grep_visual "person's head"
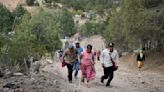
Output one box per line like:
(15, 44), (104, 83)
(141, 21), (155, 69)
(139, 49), (143, 53)
(86, 44), (92, 53)
(75, 41), (80, 48)
(107, 42), (114, 52)
(59, 49), (63, 53)
(68, 44), (74, 51)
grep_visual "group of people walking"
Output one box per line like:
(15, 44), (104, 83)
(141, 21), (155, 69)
(60, 41), (145, 88)
(61, 41), (119, 87)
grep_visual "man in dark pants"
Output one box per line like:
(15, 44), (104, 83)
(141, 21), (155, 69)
(62, 45), (78, 83)
(66, 64), (73, 82)
(100, 42), (119, 87)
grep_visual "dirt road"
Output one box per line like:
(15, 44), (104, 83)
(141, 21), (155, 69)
(39, 35), (164, 92)
(41, 58), (164, 92)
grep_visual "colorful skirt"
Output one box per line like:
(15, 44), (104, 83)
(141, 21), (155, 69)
(80, 64), (96, 81)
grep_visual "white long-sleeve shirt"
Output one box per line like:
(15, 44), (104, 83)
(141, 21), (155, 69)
(100, 49), (119, 67)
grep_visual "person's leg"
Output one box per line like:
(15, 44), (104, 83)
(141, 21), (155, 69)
(97, 57), (100, 61)
(101, 67), (110, 83)
(106, 67), (114, 86)
(73, 60), (79, 79)
(138, 61), (141, 71)
(86, 65), (92, 82)
(80, 64), (86, 83)
(86, 65), (93, 87)
(139, 61), (144, 71)
(141, 61), (144, 69)
(138, 61), (144, 71)
(67, 64), (73, 82)
(74, 68), (79, 79)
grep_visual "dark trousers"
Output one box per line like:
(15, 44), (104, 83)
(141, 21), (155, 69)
(101, 66), (114, 85)
(66, 63), (73, 82)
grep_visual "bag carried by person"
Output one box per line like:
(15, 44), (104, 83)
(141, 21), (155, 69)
(109, 53), (118, 71)
(62, 59), (66, 67)
(111, 60), (118, 71)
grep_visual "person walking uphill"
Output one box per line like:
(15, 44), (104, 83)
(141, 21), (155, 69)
(96, 50), (101, 61)
(100, 42), (119, 87)
(73, 41), (83, 79)
(62, 45), (78, 83)
(80, 44), (96, 87)
(137, 49), (145, 71)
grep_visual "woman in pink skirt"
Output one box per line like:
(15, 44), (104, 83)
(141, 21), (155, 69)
(80, 44), (96, 87)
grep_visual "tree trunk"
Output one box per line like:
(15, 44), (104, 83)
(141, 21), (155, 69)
(24, 58), (29, 73)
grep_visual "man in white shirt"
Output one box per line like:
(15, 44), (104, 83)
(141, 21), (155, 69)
(100, 42), (119, 87)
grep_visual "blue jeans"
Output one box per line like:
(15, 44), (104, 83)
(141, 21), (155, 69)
(73, 59), (79, 79)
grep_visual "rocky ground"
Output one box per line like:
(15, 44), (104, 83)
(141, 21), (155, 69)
(0, 59), (82, 92)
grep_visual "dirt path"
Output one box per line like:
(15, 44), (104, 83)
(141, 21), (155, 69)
(41, 58), (164, 92)
(41, 35), (164, 92)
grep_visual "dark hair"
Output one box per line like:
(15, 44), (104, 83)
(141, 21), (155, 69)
(108, 42), (114, 47)
(87, 44), (92, 49)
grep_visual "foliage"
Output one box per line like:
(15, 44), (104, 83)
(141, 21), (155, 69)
(141, 0), (163, 8)
(81, 21), (106, 37)
(12, 5), (27, 26)
(103, 0), (164, 51)
(44, 0), (120, 14)
(13, 5), (27, 18)
(0, 4), (14, 33)
(0, 4), (14, 62)
(0, 2), (78, 71)
(54, 9), (76, 37)
(6, 10), (63, 70)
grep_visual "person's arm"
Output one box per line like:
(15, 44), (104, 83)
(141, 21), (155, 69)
(100, 51), (104, 67)
(79, 52), (83, 64)
(143, 54), (145, 61)
(92, 53), (95, 65)
(81, 47), (83, 53)
(137, 54), (140, 61)
(76, 49), (81, 63)
(114, 50), (119, 66)
(62, 50), (67, 62)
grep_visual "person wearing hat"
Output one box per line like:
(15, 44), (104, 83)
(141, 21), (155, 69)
(62, 44), (78, 83)
(73, 41), (83, 79)
(100, 42), (119, 87)
(137, 49), (145, 71)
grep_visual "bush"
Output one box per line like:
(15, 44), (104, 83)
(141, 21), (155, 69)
(141, 0), (163, 8)
(0, 4), (14, 33)
(81, 21), (106, 37)
(13, 5), (26, 18)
